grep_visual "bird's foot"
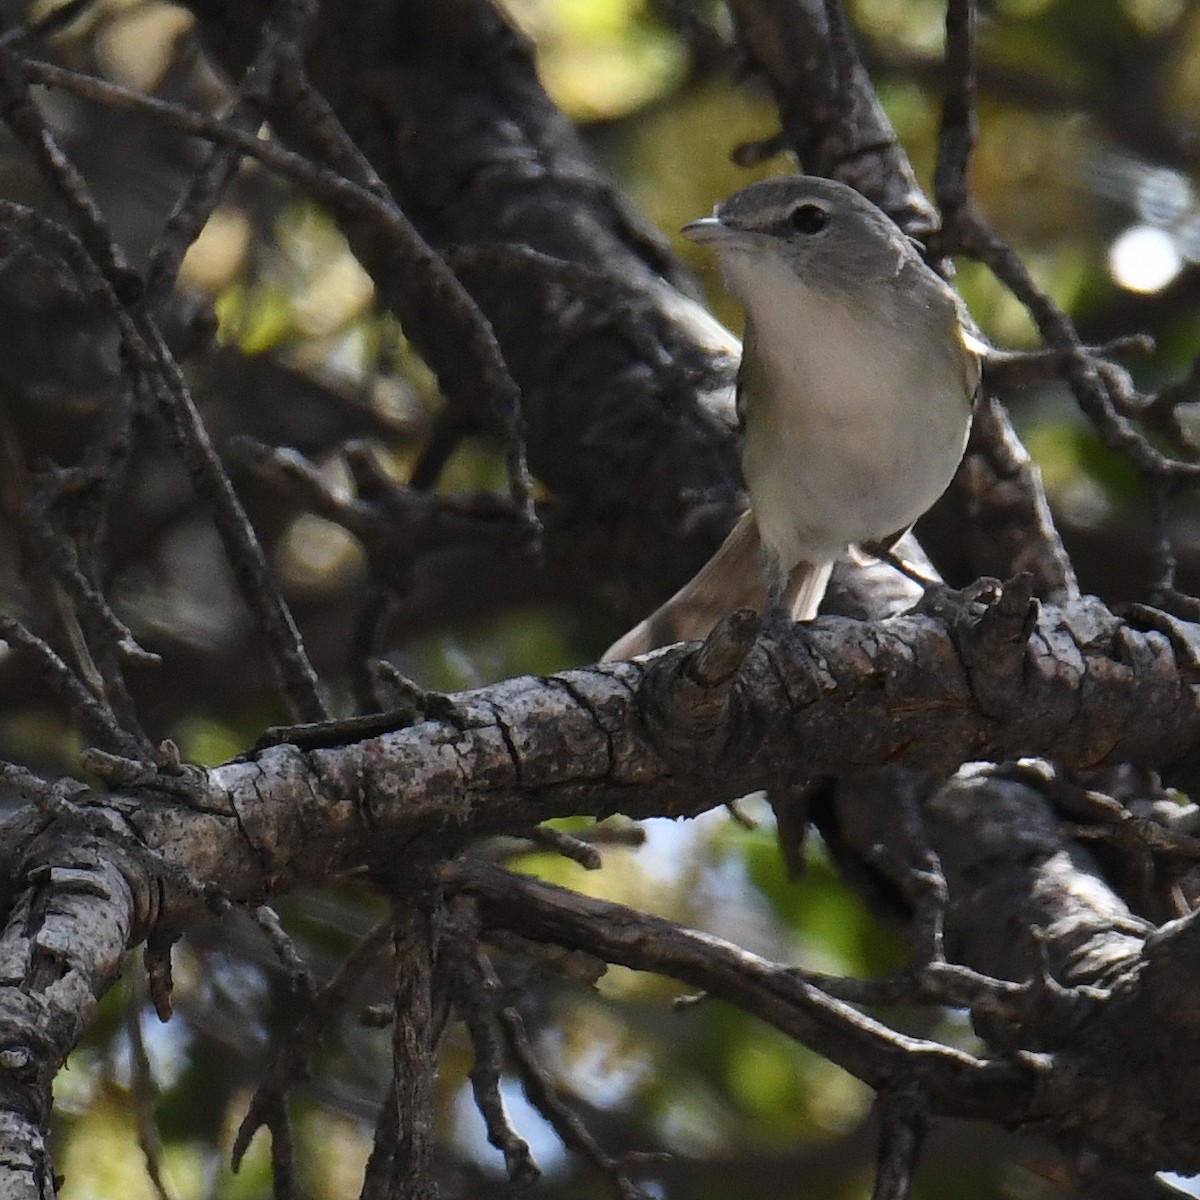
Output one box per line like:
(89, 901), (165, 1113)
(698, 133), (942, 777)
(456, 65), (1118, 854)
(860, 540), (938, 590)
(759, 599), (795, 642)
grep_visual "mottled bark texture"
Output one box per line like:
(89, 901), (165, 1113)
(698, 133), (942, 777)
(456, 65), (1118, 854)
(5, 593), (1200, 1185)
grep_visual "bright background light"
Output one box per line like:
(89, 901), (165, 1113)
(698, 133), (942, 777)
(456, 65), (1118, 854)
(1108, 223), (1183, 293)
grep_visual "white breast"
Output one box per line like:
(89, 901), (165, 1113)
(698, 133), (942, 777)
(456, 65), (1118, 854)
(725, 252), (973, 572)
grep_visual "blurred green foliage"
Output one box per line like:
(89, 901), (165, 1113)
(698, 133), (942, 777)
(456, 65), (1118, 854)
(507, 0), (689, 120)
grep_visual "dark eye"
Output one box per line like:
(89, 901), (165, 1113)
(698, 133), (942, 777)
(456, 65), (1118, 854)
(789, 203), (828, 234)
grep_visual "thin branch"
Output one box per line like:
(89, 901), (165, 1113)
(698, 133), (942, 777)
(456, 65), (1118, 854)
(0, 192), (327, 724)
(0, 55), (328, 719)
(0, 759), (87, 817)
(442, 900), (540, 1187)
(233, 917), (392, 1170)
(273, 63), (538, 531)
(21, 53), (538, 533)
(144, 0), (321, 308)
(18, 493), (156, 756)
(266, 1096), (298, 1200)
(0, 613), (143, 758)
(933, 0), (977, 215)
(22, 491), (157, 666)
(449, 859), (1033, 1123)
(795, 958), (1026, 1020)
(251, 905), (316, 1000)
(521, 825), (602, 870)
(492, 957), (660, 1200)
(981, 335), (1154, 390)
(983, 228), (1192, 480)
(361, 902), (440, 1200)
(233, 436), (534, 600)
(0, 0), (96, 47)
(871, 1085), (928, 1200)
(123, 977), (176, 1200)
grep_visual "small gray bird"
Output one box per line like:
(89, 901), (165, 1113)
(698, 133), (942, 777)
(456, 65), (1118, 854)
(603, 176), (980, 661)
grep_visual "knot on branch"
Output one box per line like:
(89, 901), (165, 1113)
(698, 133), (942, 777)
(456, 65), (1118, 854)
(917, 575), (1038, 719)
(81, 745), (226, 815)
(1125, 604), (1200, 681)
(1026, 912), (1200, 1174)
(640, 609), (757, 767)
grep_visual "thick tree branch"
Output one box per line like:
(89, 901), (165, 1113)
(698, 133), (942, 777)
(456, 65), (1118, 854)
(0, 585), (1198, 1189)
(830, 761), (1200, 1171)
(77, 593), (1200, 918)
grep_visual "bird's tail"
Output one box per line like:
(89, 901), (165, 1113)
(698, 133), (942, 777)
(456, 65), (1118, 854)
(784, 557), (833, 622)
(601, 514), (837, 661)
(602, 511), (764, 661)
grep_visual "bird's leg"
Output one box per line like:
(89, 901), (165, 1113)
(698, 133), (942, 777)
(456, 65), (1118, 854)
(859, 539), (938, 590)
(760, 547), (794, 640)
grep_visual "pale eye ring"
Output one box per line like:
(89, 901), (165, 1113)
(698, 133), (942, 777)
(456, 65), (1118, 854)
(789, 203), (829, 234)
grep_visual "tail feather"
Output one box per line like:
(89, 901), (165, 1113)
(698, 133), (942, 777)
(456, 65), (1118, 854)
(602, 515), (841, 662)
(601, 511), (765, 661)
(784, 558), (834, 622)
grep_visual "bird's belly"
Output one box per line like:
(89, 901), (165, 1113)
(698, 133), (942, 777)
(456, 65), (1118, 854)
(741, 338), (971, 570)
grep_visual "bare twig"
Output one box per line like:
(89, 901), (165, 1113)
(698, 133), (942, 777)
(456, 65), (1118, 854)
(871, 1085), (928, 1200)
(20, 52), (538, 534)
(793, 958), (1026, 1022)
(0, 0), (96, 47)
(0, 760), (87, 817)
(933, 0), (977, 216)
(893, 781), (948, 967)
(233, 918), (391, 1172)
(0, 614), (143, 759)
(272, 67), (544, 526)
(17, 493), (156, 756)
(493, 960), (660, 1200)
(22, 494), (157, 666)
(965, 220), (1192, 483)
(361, 902), (441, 1200)
(144, 0), (321, 309)
(449, 859), (1032, 1122)
(442, 900), (540, 1187)
(144, 936), (176, 1024)
(981, 335), (1154, 389)
(123, 977), (175, 1200)
(522, 824), (603, 869)
(252, 905), (317, 1000)
(0, 182), (327, 724)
